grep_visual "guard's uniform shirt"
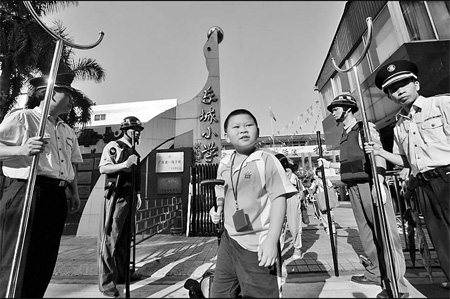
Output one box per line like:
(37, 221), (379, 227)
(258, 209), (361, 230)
(0, 106), (83, 181)
(393, 94), (450, 175)
(99, 138), (141, 191)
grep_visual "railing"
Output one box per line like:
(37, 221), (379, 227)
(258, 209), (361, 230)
(190, 163), (219, 236)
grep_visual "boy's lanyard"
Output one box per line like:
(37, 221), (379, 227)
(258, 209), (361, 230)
(230, 152), (249, 211)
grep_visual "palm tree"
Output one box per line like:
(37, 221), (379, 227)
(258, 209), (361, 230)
(0, 1), (105, 126)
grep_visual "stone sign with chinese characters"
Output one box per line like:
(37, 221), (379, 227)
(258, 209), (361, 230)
(194, 27), (223, 164)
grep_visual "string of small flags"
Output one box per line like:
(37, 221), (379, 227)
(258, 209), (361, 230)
(260, 101), (321, 146)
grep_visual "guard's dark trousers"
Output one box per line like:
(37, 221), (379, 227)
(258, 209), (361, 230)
(0, 179), (68, 298)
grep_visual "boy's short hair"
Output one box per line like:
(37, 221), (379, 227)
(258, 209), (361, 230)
(224, 109), (258, 132)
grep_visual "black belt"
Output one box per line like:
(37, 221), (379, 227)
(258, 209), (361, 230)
(417, 165), (450, 182)
(16, 176), (68, 188)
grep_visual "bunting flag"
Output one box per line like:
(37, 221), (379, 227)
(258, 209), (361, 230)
(264, 100), (323, 143)
(269, 107), (277, 121)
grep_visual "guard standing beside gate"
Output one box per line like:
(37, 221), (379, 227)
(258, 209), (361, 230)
(318, 94), (409, 298)
(0, 73), (83, 298)
(365, 59), (450, 290)
(97, 116), (143, 297)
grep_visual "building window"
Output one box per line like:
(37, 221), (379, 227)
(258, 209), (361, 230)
(426, 1), (450, 40)
(332, 71), (351, 95)
(94, 114), (106, 121)
(400, 1), (436, 41)
(366, 6), (401, 70)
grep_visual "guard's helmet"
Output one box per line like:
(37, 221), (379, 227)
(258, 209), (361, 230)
(275, 153), (295, 171)
(120, 116), (144, 131)
(327, 94), (359, 113)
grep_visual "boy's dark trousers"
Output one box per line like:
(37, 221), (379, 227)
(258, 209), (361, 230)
(211, 229), (280, 298)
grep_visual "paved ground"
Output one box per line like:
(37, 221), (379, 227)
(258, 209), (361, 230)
(45, 201), (449, 298)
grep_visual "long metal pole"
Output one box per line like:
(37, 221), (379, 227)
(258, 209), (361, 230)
(331, 17), (399, 298)
(353, 65), (399, 298)
(6, 40), (64, 298)
(125, 132), (137, 298)
(316, 131), (339, 277)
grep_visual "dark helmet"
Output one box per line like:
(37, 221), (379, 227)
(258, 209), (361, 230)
(275, 153), (294, 171)
(120, 116), (144, 131)
(327, 94), (359, 113)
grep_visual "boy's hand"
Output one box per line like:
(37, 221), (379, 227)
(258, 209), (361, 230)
(22, 136), (45, 156)
(209, 206), (222, 224)
(258, 239), (278, 267)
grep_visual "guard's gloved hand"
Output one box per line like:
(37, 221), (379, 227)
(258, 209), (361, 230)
(317, 158), (330, 169)
(124, 154), (138, 168)
(209, 206), (222, 224)
(371, 181), (387, 205)
(136, 193), (142, 210)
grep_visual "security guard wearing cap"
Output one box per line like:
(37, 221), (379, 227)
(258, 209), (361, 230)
(318, 94), (409, 298)
(0, 73), (83, 298)
(366, 59), (450, 290)
(98, 116), (144, 297)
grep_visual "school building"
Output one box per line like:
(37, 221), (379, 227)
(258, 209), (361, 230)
(315, 1), (449, 154)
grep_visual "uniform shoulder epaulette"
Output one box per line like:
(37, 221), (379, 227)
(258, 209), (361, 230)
(5, 107), (25, 117)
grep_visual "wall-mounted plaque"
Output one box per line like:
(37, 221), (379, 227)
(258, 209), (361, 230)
(157, 177), (182, 194)
(156, 152), (184, 173)
(78, 185), (91, 199)
(77, 172), (92, 185)
(78, 159), (94, 171)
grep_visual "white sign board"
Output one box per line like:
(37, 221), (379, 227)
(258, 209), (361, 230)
(156, 152), (184, 173)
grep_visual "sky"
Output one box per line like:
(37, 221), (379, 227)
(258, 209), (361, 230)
(41, 1), (346, 137)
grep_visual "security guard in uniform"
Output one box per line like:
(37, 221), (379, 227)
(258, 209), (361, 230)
(318, 94), (409, 298)
(0, 73), (83, 298)
(98, 116), (143, 297)
(365, 59), (450, 290)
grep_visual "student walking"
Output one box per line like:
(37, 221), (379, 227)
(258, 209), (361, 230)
(209, 109), (297, 298)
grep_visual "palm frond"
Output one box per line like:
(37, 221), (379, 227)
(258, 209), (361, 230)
(64, 89), (93, 128)
(71, 57), (106, 83)
(35, 1), (79, 16)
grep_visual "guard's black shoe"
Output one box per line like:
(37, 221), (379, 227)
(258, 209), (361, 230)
(376, 289), (409, 298)
(102, 287), (119, 297)
(117, 273), (143, 284)
(351, 275), (381, 286)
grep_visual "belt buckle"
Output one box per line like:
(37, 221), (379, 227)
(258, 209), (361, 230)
(58, 181), (66, 187)
(417, 173), (426, 181)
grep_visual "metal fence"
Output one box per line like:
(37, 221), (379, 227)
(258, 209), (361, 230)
(189, 163), (219, 236)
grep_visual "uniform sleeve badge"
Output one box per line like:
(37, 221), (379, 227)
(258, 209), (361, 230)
(109, 147), (117, 157)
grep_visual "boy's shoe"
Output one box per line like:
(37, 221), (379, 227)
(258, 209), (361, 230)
(292, 248), (303, 260)
(376, 289), (409, 298)
(441, 281), (449, 290)
(102, 287), (119, 297)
